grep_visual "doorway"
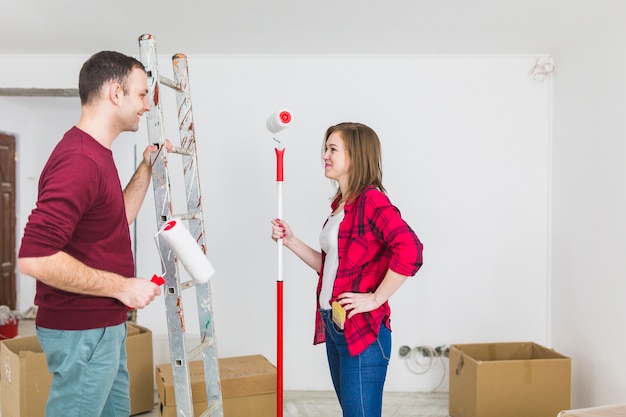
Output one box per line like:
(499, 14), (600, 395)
(0, 132), (16, 309)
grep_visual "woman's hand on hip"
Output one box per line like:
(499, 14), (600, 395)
(337, 292), (382, 319)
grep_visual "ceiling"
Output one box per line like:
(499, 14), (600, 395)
(2, 0), (625, 57)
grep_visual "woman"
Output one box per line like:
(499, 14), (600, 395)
(271, 122), (423, 417)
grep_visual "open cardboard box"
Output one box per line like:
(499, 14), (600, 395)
(0, 323), (154, 417)
(449, 341), (571, 417)
(155, 355), (276, 417)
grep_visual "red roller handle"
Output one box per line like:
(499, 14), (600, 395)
(275, 148), (285, 182)
(151, 274), (165, 286)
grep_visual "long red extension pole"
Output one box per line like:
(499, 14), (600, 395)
(275, 147), (285, 417)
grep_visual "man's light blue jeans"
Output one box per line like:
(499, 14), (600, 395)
(37, 322), (130, 417)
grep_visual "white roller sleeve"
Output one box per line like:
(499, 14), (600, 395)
(157, 219), (215, 283)
(266, 109), (293, 134)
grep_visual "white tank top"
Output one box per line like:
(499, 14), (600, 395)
(319, 210), (344, 310)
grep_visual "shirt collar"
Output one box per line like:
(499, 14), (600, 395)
(332, 185), (376, 212)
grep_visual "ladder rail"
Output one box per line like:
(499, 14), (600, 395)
(172, 53), (223, 414)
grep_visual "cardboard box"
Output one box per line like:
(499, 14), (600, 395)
(0, 335), (51, 417)
(449, 342), (571, 417)
(0, 323), (154, 417)
(558, 404), (626, 416)
(155, 355), (276, 417)
(126, 323), (155, 415)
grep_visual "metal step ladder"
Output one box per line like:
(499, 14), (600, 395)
(138, 34), (223, 417)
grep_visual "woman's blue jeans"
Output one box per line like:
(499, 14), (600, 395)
(320, 309), (391, 417)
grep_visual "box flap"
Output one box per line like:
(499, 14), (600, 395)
(2, 335), (44, 355)
(127, 323), (142, 336)
(451, 341), (570, 362)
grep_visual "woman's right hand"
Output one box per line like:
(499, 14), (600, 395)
(270, 218), (323, 273)
(271, 218), (293, 245)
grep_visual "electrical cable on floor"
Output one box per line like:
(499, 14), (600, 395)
(402, 345), (447, 393)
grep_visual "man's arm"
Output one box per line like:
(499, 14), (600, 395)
(123, 144), (158, 225)
(18, 252), (161, 309)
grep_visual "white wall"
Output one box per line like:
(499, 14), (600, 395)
(551, 16), (626, 407)
(2, 54), (552, 392)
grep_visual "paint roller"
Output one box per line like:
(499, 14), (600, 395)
(266, 109), (292, 134)
(267, 108), (292, 417)
(157, 219), (216, 284)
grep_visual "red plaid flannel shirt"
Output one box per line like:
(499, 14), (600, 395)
(314, 186), (423, 356)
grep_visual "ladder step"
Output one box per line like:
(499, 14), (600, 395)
(179, 279), (200, 291)
(166, 211), (202, 221)
(158, 74), (182, 91)
(169, 146), (194, 156)
(199, 400), (222, 417)
(187, 337), (215, 360)
(158, 212), (202, 223)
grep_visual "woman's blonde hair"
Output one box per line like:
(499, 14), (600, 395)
(324, 122), (386, 203)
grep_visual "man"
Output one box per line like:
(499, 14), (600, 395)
(18, 50), (163, 417)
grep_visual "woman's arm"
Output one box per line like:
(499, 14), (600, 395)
(271, 218), (323, 273)
(337, 269), (410, 319)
